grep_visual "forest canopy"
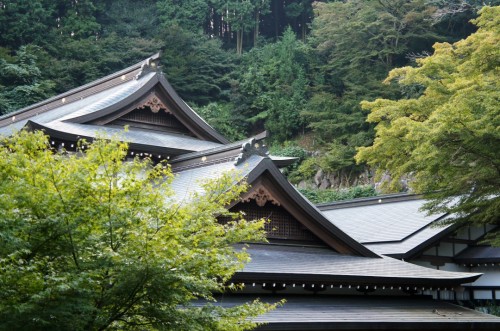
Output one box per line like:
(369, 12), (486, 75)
(0, 0), (498, 192)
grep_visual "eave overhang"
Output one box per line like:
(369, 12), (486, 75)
(24, 120), (219, 156)
(232, 271), (481, 287)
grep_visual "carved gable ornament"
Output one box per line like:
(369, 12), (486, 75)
(138, 93), (170, 114)
(243, 186), (280, 207)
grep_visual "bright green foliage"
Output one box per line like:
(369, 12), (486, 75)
(356, 6), (500, 244)
(0, 45), (55, 115)
(0, 130), (275, 330)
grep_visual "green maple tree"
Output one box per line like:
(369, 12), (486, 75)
(356, 6), (500, 243)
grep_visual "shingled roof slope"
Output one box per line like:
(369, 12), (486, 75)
(318, 194), (456, 258)
(234, 243), (480, 286)
(210, 295), (500, 330)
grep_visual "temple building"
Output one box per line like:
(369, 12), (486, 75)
(319, 194), (500, 302)
(1, 54), (499, 330)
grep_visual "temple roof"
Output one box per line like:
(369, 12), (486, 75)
(318, 194), (454, 258)
(170, 154), (378, 257)
(26, 120), (222, 154)
(209, 295), (500, 330)
(319, 194), (448, 243)
(0, 55), (490, 289)
(0, 54), (229, 155)
(169, 156), (482, 286)
(234, 243), (480, 286)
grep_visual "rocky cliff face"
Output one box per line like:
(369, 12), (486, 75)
(296, 168), (410, 192)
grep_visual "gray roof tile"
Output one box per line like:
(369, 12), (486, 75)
(210, 295), (500, 328)
(0, 77), (144, 136)
(237, 244), (479, 283)
(321, 199), (445, 243)
(170, 155), (264, 203)
(365, 224), (452, 256)
(39, 121), (222, 152)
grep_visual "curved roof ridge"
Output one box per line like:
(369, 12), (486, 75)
(0, 53), (160, 126)
(317, 193), (424, 210)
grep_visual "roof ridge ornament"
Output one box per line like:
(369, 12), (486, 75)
(234, 138), (269, 165)
(135, 56), (161, 80)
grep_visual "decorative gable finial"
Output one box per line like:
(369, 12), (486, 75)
(234, 138), (269, 165)
(135, 56), (161, 80)
(138, 93), (170, 114)
(242, 186), (280, 207)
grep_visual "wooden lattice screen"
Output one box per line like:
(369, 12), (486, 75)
(221, 200), (322, 243)
(111, 107), (191, 134)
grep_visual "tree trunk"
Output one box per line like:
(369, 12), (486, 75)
(301, 11), (306, 41)
(254, 10), (260, 46)
(274, 0), (280, 40)
(237, 29), (243, 55)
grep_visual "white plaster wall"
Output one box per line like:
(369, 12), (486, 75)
(469, 267), (500, 287)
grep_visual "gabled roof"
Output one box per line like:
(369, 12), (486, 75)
(0, 54), (229, 153)
(318, 194), (456, 258)
(170, 154), (378, 257)
(170, 159), (481, 284)
(318, 194), (498, 261)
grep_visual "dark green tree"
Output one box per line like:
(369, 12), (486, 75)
(157, 0), (210, 34)
(231, 27), (309, 140)
(0, 0), (55, 49)
(100, 0), (160, 39)
(0, 45), (55, 115)
(302, 0), (441, 183)
(196, 102), (247, 141)
(159, 25), (237, 105)
(214, 0), (271, 54)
